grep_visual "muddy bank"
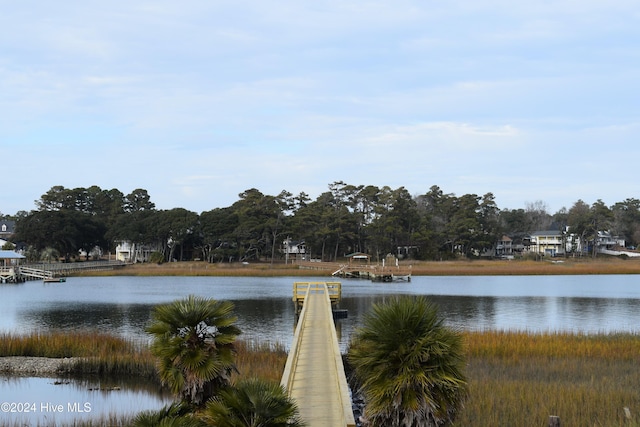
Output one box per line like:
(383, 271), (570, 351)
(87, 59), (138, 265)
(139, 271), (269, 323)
(0, 357), (82, 375)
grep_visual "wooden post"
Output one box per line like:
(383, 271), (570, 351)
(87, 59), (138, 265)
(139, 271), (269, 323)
(548, 415), (560, 427)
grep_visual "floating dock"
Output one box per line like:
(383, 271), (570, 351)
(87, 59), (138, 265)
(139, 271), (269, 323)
(332, 265), (411, 282)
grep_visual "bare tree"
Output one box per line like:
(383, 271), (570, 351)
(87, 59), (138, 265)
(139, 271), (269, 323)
(525, 200), (552, 231)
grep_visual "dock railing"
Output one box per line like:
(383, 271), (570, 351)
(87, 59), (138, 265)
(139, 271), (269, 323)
(282, 281), (356, 427)
(292, 281), (342, 311)
(320, 284), (357, 427)
(281, 283), (311, 393)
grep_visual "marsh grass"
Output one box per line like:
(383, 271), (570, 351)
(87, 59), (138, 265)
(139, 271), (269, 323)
(0, 333), (289, 426)
(0, 332), (287, 382)
(0, 331), (143, 358)
(455, 331), (640, 426)
(3, 330), (640, 425)
(1, 415), (136, 427)
(234, 340), (288, 384)
(409, 258), (640, 276)
(80, 261), (320, 277)
(0, 331), (157, 378)
(77, 257), (640, 277)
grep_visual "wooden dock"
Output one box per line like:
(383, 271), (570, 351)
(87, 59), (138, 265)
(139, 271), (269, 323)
(292, 281), (342, 313)
(0, 261), (126, 283)
(332, 264), (412, 282)
(282, 282), (356, 427)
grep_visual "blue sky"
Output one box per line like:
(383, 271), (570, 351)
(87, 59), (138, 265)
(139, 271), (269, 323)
(2, 1), (639, 216)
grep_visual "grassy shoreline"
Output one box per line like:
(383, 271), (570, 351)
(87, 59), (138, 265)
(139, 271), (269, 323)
(0, 332), (286, 384)
(77, 256), (640, 277)
(8, 260), (640, 425)
(457, 331), (640, 426)
(2, 331), (640, 426)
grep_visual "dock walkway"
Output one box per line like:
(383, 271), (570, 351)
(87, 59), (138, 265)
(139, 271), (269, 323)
(281, 282), (355, 427)
(0, 261), (126, 283)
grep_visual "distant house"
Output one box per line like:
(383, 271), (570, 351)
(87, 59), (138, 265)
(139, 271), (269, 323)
(0, 250), (25, 267)
(495, 235), (514, 258)
(596, 231), (621, 250)
(563, 229), (624, 255)
(0, 249), (25, 283)
(529, 230), (564, 256)
(345, 252), (370, 265)
(0, 220), (15, 241)
(0, 221), (23, 253)
(282, 238), (306, 263)
(396, 244), (419, 259)
(115, 241), (161, 263)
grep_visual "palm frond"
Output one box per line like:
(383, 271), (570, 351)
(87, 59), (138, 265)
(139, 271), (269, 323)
(202, 378), (305, 427)
(147, 295), (241, 406)
(348, 296), (468, 427)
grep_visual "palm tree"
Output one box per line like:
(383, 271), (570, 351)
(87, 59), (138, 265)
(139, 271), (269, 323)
(348, 296), (467, 427)
(133, 402), (204, 427)
(200, 378), (305, 427)
(147, 295), (242, 406)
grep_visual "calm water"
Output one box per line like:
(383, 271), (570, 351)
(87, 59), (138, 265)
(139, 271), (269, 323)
(3, 275), (640, 342)
(0, 375), (174, 426)
(1, 274), (639, 425)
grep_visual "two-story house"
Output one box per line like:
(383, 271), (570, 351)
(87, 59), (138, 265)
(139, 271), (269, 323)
(495, 235), (514, 258)
(529, 230), (564, 256)
(282, 238), (306, 263)
(115, 241), (162, 263)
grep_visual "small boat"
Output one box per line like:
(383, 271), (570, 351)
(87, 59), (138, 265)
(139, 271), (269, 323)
(43, 277), (66, 283)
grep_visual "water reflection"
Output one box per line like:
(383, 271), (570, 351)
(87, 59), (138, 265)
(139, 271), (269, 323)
(230, 299), (297, 345)
(4, 275), (640, 343)
(0, 375), (173, 426)
(20, 302), (154, 338)
(2, 274), (640, 423)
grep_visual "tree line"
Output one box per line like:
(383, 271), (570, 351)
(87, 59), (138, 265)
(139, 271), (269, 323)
(9, 183), (640, 263)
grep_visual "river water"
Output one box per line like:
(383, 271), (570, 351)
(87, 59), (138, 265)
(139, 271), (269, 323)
(1, 274), (639, 425)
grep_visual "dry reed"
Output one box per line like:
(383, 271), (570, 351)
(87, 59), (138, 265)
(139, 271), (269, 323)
(454, 331), (640, 426)
(76, 256), (640, 278)
(233, 340), (288, 384)
(0, 331), (157, 378)
(0, 331), (288, 382)
(3, 329), (640, 425)
(0, 331), (143, 358)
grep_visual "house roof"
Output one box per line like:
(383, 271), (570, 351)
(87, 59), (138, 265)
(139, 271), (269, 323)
(530, 230), (562, 236)
(0, 250), (25, 259)
(0, 220), (15, 232)
(345, 252), (369, 259)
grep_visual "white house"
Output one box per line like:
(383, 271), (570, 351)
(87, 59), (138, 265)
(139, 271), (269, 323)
(529, 230), (564, 256)
(115, 241), (161, 263)
(282, 238), (306, 263)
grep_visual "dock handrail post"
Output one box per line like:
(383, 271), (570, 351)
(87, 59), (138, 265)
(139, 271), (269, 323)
(282, 282), (312, 393)
(321, 282), (356, 427)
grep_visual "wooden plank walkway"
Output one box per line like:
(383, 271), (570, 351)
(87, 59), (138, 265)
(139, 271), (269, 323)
(281, 283), (355, 427)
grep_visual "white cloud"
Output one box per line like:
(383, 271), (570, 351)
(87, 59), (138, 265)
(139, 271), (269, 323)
(1, 0), (638, 215)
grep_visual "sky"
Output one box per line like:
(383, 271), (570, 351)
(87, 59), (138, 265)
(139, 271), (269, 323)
(2, 1), (639, 216)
